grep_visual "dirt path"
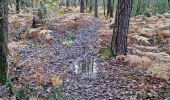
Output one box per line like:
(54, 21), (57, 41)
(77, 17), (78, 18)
(7, 14), (170, 99)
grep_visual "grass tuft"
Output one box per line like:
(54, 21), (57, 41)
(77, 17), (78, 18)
(99, 48), (115, 58)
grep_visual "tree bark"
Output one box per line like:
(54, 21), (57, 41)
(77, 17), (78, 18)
(74, 0), (77, 8)
(84, 0), (87, 12)
(112, 0), (114, 15)
(16, 0), (19, 13)
(103, 0), (106, 16)
(94, 0), (98, 17)
(135, 0), (142, 15)
(66, 0), (70, 8)
(0, 0), (8, 85)
(107, 0), (113, 17)
(80, 0), (84, 13)
(89, 0), (93, 13)
(38, 8), (43, 24)
(111, 0), (133, 55)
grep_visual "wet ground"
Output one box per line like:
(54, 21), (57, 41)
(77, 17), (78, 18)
(6, 14), (170, 99)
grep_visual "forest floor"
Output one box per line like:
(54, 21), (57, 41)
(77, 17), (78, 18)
(1, 12), (170, 99)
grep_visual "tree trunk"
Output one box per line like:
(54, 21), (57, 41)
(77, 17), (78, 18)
(103, 0), (106, 16)
(0, 0), (8, 85)
(16, 0), (19, 13)
(74, 0), (77, 8)
(111, 0), (133, 55)
(89, 0), (93, 13)
(135, 0), (142, 15)
(107, 0), (113, 17)
(94, 0), (98, 17)
(38, 8), (43, 24)
(110, 0), (113, 17)
(112, 0), (114, 15)
(84, 0), (87, 12)
(80, 0), (84, 13)
(66, 0), (70, 8)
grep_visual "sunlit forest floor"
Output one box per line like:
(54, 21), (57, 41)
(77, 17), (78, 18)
(1, 10), (170, 99)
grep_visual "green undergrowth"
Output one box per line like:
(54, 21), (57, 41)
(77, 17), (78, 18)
(62, 40), (74, 46)
(58, 8), (66, 16)
(99, 48), (115, 59)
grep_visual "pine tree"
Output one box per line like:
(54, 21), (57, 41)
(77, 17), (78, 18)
(0, 0), (8, 85)
(80, 0), (84, 13)
(94, 0), (98, 17)
(107, 0), (113, 17)
(16, 0), (19, 13)
(111, 0), (133, 55)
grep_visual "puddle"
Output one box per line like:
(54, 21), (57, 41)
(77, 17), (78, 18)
(73, 54), (98, 76)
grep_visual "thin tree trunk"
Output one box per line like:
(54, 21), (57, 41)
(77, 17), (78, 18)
(74, 0), (77, 8)
(107, 0), (113, 17)
(80, 0), (84, 13)
(94, 0), (98, 17)
(112, 0), (114, 15)
(38, 8), (43, 24)
(84, 0), (87, 12)
(110, 0), (113, 17)
(66, 0), (70, 9)
(0, 0), (8, 85)
(111, 0), (133, 55)
(89, 0), (93, 13)
(135, 0), (142, 15)
(103, 0), (106, 16)
(16, 0), (19, 13)
(107, 0), (110, 16)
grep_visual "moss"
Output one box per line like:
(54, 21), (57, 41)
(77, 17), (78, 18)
(62, 40), (74, 46)
(99, 48), (115, 59)
(16, 88), (30, 100)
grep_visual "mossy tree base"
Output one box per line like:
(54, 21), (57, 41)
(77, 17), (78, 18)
(111, 0), (133, 56)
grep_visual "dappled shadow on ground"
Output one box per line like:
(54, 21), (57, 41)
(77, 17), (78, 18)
(1, 13), (170, 99)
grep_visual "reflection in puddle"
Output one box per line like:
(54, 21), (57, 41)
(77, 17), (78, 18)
(74, 55), (98, 76)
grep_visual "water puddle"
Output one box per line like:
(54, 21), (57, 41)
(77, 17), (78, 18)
(73, 54), (98, 77)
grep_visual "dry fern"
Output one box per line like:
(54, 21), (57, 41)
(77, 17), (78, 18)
(51, 76), (63, 87)
(132, 35), (150, 45)
(147, 62), (170, 80)
(126, 55), (153, 68)
(133, 44), (158, 52)
(12, 52), (20, 64)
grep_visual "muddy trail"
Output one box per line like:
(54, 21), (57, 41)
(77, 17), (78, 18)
(5, 14), (170, 99)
